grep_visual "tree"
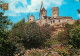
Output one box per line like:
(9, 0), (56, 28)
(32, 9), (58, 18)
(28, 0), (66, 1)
(12, 18), (25, 29)
(0, 1), (15, 56)
(0, 12), (16, 56)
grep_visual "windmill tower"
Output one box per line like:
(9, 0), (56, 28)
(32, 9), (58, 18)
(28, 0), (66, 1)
(39, 1), (43, 19)
(35, 0), (46, 19)
(35, 0), (47, 26)
(39, 1), (47, 20)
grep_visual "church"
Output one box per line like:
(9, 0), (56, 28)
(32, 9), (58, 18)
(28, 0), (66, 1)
(28, 1), (75, 26)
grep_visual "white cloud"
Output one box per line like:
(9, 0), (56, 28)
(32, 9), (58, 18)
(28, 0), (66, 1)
(5, 0), (64, 16)
(4, 11), (20, 16)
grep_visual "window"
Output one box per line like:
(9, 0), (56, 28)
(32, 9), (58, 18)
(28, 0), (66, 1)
(53, 20), (55, 23)
(59, 20), (60, 22)
(51, 21), (52, 24)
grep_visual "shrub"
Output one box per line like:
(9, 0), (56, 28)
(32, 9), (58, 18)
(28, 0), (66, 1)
(57, 30), (70, 44)
(56, 45), (73, 56)
(57, 23), (73, 44)
(22, 22), (51, 48)
(0, 37), (16, 56)
(58, 23), (80, 49)
(9, 22), (51, 49)
(75, 20), (80, 26)
(68, 25), (80, 48)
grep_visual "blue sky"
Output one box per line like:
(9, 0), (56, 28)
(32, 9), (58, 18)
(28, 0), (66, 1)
(3, 0), (80, 23)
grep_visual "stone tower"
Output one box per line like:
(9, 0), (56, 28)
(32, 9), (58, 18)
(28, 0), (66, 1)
(40, 7), (47, 19)
(39, 1), (47, 19)
(28, 14), (34, 23)
(52, 7), (59, 18)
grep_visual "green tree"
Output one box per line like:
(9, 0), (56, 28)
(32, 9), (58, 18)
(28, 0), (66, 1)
(12, 18), (25, 29)
(0, 12), (16, 56)
(68, 25), (80, 48)
(0, 2), (15, 55)
(58, 21), (80, 49)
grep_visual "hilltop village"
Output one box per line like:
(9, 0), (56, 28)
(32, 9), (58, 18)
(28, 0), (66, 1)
(28, 2), (75, 26)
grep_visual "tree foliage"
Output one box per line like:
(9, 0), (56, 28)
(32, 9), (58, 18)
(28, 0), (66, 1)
(9, 20), (51, 49)
(0, 11), (15, 56)
(0, 12), (12, 32)
(58, 20), (80, 49)
(69, 25), (80, 48)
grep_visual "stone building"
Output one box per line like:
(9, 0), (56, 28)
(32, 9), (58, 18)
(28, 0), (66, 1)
(52, 7), (59, 18)
(44, 16), (75, 26)
(39, 7), (47, 26)
(40, 7), (47, 19)
(29, 2), (75, 26)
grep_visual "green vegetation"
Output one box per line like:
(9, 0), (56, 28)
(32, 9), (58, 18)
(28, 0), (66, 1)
(8, 19), (51, 55)
(57, 20), (80, 56)
(58, 20), (80, 49)
(0, 12), (80, 56)
(0, 12), (16, 56)
(69, 25), (80, 48)
(0, 1), (80, 55)
(1, 17), (80, 56)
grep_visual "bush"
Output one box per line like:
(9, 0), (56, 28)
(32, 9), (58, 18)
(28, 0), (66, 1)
(22, 22), (51, 48)
(0, 37), (16, 56)
(57, 23), (74, 44)
(9, 22), (51, 49)
(56, 45), (73, 56)
(68, 25), (80, 48)
(75, 20), (80, 26)
(58, 23), (80, 49)
(57, 29), (71, 44)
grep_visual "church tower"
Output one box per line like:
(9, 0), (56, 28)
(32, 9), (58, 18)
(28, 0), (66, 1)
(52, 7), (59, 18)
(28, 14), (34, 23)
